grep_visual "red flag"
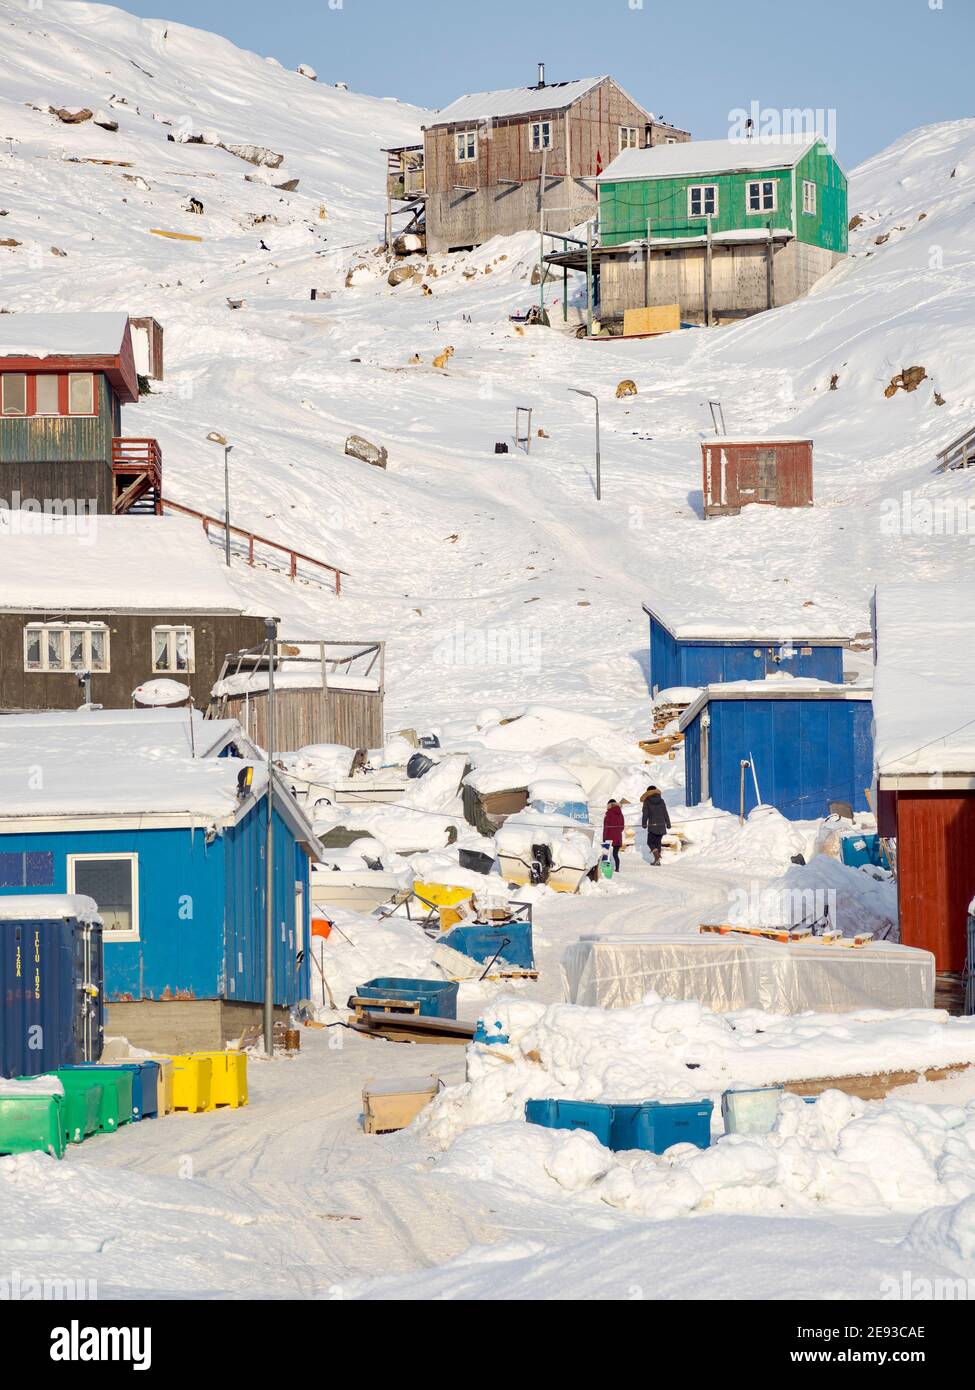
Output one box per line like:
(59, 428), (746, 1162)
(595, 149), (603, 175)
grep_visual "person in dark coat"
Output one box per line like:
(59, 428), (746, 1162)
(640, 786), (671, 865)
(602, 799), (625, 872)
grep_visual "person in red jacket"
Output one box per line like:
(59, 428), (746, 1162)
(602, 799), (626, 872)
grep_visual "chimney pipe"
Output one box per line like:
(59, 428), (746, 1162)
(537, 62), (545, 88)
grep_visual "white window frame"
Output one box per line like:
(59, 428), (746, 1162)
(746, 179), (778, 215)
(67, 372), (95, 417)
(802, 179), (817, 215)
(687, 184), (718, 219)
(23, 622), (110, 673)
(530, 120), (552, 152)
(34, 374), (60, 416)
(619, 126), (639, 152)
(151, 624), (196, 674)
(67, 852), (139, 943)
(1, 373), (27, 416)
(454, 129), (477, 163)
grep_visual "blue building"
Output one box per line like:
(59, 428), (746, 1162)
(0, 709), (322, 1051)
(643, 603), (850, 697)
(678, 681), (874, 821)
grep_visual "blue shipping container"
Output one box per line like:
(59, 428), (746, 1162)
(524, 1099), (614, 1147)
(0, 907), (103, 1080)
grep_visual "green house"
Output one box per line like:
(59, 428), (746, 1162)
(587, 135), (847, 326)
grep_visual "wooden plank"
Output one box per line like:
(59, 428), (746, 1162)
(782, 1061), (972, 1101)
(623, 304), (681, 337)
(348, 1014), (475, 1045)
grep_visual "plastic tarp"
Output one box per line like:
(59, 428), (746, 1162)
(561, 934), (935, 1014)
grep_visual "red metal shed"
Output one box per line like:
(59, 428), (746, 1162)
(702, 437), (813, 518)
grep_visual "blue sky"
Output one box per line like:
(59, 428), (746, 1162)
(121, 0), (972, 167)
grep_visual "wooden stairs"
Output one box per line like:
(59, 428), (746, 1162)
(112, 437), (163, 515)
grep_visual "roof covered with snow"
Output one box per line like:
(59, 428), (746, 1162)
(643, 601), (857, 644)
(598, 135), (825, 183)
(680, 678), (872, 729)
(0, 710), (265, 821)
(0, 707), (247, 760)
(0, 515), (261, 614)
(874, 583), (975, 781)
(427, 77), (607, 127)
(0, 894), (100, 922)
(0, 311), (130, 359)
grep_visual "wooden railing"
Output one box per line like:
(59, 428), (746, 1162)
(159, 497), (348, 594)
(112, 437), (162, 514)
(112, 437), (162, 469)
(937, 425), (975, 472)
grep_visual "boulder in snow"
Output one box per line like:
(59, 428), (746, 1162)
(93, 110), (118, 131)
(345, 435), (388, 470)
(388, 263), (420, 287)
(222, 142), (284, 169)
(51, 106), (93, 124)
(297, 65), (318, 81)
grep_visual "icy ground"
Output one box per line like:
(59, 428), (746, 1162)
(1, 0), (975, 1298)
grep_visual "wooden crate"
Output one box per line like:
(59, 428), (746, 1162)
(362, 1075), (442, 1134)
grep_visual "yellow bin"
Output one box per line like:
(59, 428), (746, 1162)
(170, 1054), (213, 1113)
(146, 1057), (175, 1115)
(193, 1051), (248, 1109)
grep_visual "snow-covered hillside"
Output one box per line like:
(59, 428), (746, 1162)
(1, 2), (973, 731)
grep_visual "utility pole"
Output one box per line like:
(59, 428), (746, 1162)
(569, 388), (601, 501)
(206, 432), (233, 565)
(263, 616), (278, 1057)
(585, 220), (594, 336)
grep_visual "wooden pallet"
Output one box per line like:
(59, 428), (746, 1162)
(348, 1013), (475, 1046)
(349, 996), (421, 1022)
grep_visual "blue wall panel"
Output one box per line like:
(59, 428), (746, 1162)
(647, 613), (844, 694)
(0, 797), (311, 1008)
(684, 697), (873, 821)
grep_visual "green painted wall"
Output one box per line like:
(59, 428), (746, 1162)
(0, 374), (120, 464)
(599, 140), (847, 253)
(794, 143), (848, 253)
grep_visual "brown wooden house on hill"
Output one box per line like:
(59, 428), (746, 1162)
(0, 312), (161, 516)
(388, 68), (689, 255)
(0, 515), (267, 713)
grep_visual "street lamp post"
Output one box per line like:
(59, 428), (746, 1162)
(569, 388), (601, 501)
(205, 431), (233, 566)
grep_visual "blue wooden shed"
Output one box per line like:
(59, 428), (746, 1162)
(643, 603), (849, 697)
(678, 681), (874, 821)
(0, 709), (322, 1051)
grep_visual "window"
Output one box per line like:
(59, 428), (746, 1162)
(35, 375), (59, 415)
(802, 179), (817, 215)
(619, 126), (639, 151)
(24, 623), (110, 673)
(455, 130), (476, 162)
(152, 625), (195, 674)
(68, 854), (138, 941)
(747, 179), (777, 214)
(67, 372), (94, 415)
(688, 184), (718, 218)
(0, 851), (54, 889)
(1, 373), (26, 416)
(530, 121), (552, 152)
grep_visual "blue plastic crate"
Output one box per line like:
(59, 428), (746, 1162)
(525, 1099), (614, 1147)
(840, 833), (890, 871)
(357, 977), (459, 1020)
(442, 922), (534, 972)
(611, 1100), (713, 1154)
(76, 1061), (159, 1121)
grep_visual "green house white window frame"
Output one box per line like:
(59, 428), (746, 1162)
(152, 624), (195, 674)
(454, 129), (477, 162)
(746, 179), (778, 214)
(619, 126), (639, 151)
(530, 121), (552, 152)
(802, 179), (817, 215)
(67, 852), (139, 943)
(688, 184), (718, 219)
(24, 622), (110, 673)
